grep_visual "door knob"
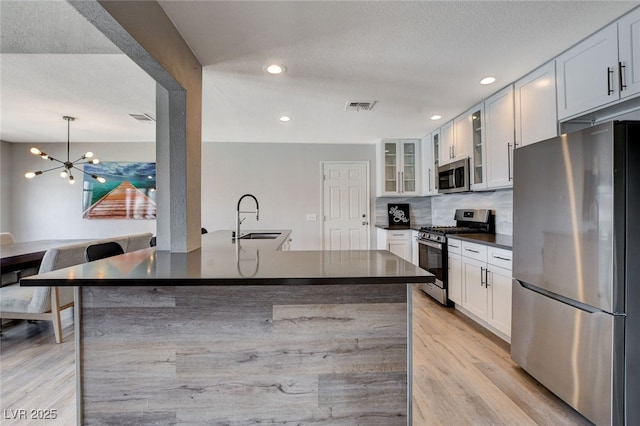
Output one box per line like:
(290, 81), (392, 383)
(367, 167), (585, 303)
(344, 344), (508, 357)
(362, 221), (369, 225)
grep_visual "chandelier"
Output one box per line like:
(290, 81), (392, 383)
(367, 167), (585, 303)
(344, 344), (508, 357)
(25, 116), (105, 184)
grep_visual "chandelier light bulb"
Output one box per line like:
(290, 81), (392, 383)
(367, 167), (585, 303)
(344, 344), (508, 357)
(24, 116), (101, 185)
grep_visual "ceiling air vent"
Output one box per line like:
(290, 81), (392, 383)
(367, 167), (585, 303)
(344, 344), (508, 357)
(129, 113), (156, 122)
(345, 101), (376, 111)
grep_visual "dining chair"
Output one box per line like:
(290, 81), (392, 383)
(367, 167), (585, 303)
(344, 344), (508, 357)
(0, 241), (95, 343)
(85, 241), (125, 262)
(125, 232), (154, 252)
(0, 232), (15, 245)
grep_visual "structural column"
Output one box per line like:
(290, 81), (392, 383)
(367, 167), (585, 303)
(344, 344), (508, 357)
(70, 0), (202, 252)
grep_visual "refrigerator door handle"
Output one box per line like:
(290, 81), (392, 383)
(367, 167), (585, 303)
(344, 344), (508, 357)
(516, 280), (603, 314)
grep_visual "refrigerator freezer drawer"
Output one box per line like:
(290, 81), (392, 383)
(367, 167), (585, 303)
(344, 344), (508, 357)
(511, 280), (620, 426)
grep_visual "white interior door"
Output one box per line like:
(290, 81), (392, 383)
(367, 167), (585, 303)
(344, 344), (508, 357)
(322, 162), (370, 250)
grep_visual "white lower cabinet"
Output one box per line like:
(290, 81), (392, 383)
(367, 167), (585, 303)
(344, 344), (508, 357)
(448, 238), (513, 341)
(447, 252), (462, 304)
(462, 256), (488, 319)
(377, 228), (412, 262)
(487, 264), (512, 337)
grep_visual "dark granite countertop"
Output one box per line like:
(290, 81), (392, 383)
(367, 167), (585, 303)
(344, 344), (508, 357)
(375, 224), (427, 231)
(446, 233), (513, 250)
(21, 230), (434, 287)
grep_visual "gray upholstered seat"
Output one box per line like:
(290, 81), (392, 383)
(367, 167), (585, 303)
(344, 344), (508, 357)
(0, 233), (156, 343)
(125, 232), (154, 252)
(0, 232), (15, 246)
(0, 240), (94, 343)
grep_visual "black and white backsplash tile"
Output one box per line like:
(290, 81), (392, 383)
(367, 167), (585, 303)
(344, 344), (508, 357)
(375, 189), (513, 235)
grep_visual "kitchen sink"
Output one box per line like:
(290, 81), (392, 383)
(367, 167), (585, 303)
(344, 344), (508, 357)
(239, 232), (281, 240)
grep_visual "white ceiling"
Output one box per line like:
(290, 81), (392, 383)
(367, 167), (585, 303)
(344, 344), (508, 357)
(1, 1), (639, 145)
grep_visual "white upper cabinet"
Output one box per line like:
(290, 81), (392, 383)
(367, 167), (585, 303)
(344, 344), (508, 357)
(421, 132), (439, 196)
(377, 139), (421, 197)
(439, 113), (473, 167)
(485, 85), (515, 189)
(618, 7), (640, 99)
(439, 121), (455, 166)
(556, 23), (621, 120)
(515, 61), (558, 147)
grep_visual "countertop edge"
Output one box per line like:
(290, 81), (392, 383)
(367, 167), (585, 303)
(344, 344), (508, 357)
(447, 233), (513, 250)
(21, 275), (434, 287)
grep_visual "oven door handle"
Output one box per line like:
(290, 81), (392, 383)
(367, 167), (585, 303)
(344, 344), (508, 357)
(417, 240), (443, 250)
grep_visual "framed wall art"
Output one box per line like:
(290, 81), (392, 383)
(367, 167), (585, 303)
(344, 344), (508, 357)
(82, 162), (156, 219)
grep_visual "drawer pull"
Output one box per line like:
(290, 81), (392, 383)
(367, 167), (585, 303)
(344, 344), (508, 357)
(449, 244), (459, 248)
(465, 248), (480, 253)
(493, 255), (511, 261)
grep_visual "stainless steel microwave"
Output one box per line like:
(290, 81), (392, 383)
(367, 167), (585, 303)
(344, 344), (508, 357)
(438, 157), (470, 194)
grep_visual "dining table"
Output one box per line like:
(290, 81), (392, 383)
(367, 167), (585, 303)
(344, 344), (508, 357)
(0, 239), (90, 274)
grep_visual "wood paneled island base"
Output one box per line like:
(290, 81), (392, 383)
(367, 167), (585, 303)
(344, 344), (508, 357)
(77, 283), (409, 425)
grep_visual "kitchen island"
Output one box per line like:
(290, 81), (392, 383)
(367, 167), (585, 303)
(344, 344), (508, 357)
(22, 230), (433, 425)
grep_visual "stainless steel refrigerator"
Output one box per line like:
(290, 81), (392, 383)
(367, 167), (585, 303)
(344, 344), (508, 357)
(512, 121), (639, 426)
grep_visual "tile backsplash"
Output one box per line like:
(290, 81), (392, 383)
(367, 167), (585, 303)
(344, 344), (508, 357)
(376, 189), (513, 235)
(375, 197), (432, 227)
(431, 189), (513, 235)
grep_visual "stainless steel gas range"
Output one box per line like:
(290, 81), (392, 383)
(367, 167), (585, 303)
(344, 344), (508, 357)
(416, 209), (494, 305)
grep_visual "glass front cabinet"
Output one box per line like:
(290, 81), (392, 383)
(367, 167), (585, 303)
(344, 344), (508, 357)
(470, 105), (486, 190)
(378, 139), (421, 196)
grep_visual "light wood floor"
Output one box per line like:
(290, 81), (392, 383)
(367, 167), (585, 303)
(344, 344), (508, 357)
(412, 286), (591, 425)
(0, 288), (592, 425)
(0, 313), (76, 426)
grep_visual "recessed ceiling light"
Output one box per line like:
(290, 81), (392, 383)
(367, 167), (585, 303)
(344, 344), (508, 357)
(480, 76), (496, 85)
(279, 115), (291, 122)
(266, 64), (286, 75)
(430, 114), (442, 120)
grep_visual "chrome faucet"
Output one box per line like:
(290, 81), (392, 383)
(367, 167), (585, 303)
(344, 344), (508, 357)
(235, 194), (259, 240)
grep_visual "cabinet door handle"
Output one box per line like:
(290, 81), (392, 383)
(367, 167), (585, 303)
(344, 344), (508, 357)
(400, 171), (404, 193)
(619, 62), (627, 92)
(397, 171), (401, 193)
(507, 143), (513, 181)
(465, 248), (480, 253)
(480, 267), (485, 287)
(493, 255), (511, 261)
(485, 268), (490, 287)
(428, 168), (432, 192)
(607, 67), (614, 95)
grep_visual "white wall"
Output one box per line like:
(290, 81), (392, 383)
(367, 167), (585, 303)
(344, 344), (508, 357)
(2, 141), (376, 248)
(1, 141), (12, 232)
(201, 143), (376, 250)
(4, 142), (156, 242)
